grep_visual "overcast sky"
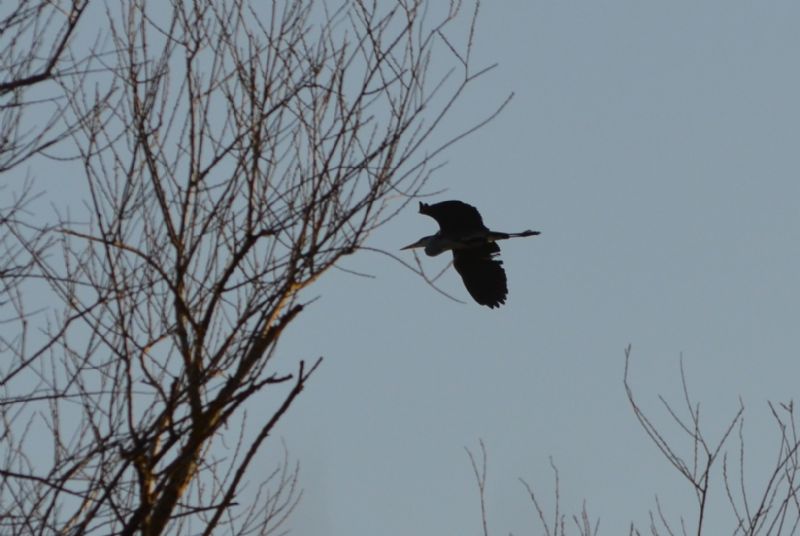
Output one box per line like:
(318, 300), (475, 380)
(270, 2), (800, 534)
(9, 1), (800, 534)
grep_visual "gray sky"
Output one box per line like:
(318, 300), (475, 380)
(7, 1), (800, 534)
(271, 2), (800, 534)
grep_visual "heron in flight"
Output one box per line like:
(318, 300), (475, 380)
(402, 200), (540, 308)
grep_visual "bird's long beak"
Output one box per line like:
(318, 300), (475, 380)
(401, 239), (425, 250)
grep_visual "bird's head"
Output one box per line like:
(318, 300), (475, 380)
(401, 234), (447, 257)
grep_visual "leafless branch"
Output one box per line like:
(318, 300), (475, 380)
(1, 1), (499, 533)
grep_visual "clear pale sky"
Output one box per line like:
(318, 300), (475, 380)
(271, 2), (800, 534)
(10, 1), (800, 534)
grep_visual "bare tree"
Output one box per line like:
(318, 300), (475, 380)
(0, 0), (505, 534)
(1, 1), (103, 354)
(625, 345), (800, 535)
(467, 440), (599, 536)
(0, 0), (93, 172)
(468, 347), (800, 535)
(1, 0), (93, 328)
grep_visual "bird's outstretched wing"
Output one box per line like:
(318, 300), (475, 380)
(419, 200), (488, 235)
(452, 243), (508, 308)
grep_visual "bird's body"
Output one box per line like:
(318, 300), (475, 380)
(402, 200), (539, 308)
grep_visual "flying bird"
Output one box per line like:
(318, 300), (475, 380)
(402, 200), (540, 308)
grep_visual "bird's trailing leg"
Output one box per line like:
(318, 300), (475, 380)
(514, 230), (540, 237)
(485, 230), (541, 241)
